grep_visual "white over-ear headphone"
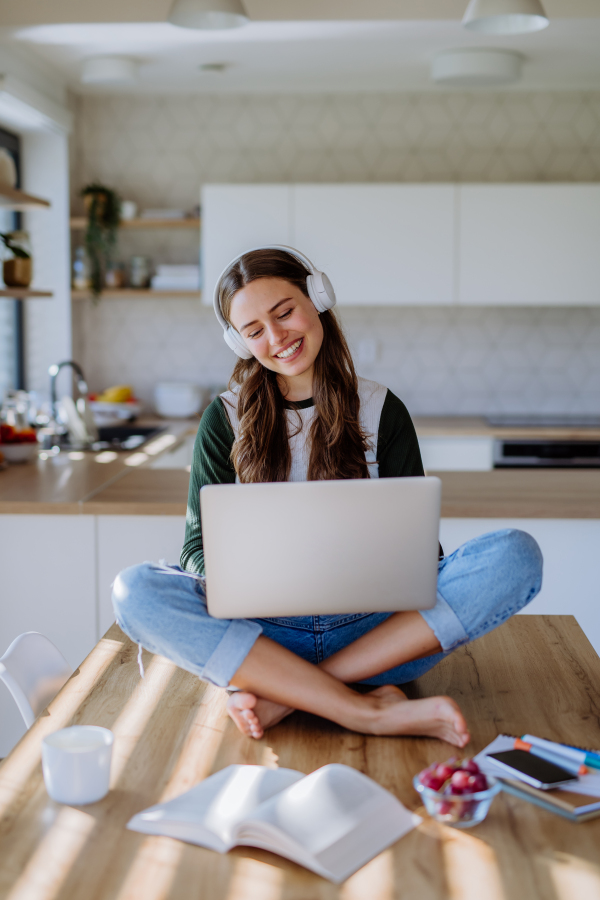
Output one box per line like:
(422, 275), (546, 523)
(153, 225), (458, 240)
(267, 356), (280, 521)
(212, 244), (337, 359)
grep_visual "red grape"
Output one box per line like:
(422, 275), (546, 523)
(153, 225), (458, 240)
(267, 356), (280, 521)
(467, 773), (488, 793)
(434, 764), (456, 782)
(420, 772), (444, 791)
(461, 759), (480, 774)
(450, 770), (471, 791)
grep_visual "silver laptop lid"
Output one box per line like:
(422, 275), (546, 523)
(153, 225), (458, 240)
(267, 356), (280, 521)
(201, 476), (441, 619)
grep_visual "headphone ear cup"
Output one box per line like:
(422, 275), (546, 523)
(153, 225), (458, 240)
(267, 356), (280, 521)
(224, 326), (253, 359)
(307, 271), (336, 313)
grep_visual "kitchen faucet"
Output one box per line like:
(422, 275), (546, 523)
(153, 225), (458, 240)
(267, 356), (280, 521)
(48, 360), (98, 445)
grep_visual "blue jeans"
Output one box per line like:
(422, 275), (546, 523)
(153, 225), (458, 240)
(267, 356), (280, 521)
(112, 529), (542, 689)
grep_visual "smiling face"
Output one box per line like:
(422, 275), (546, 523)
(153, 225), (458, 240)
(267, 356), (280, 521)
(228, 277), (324, 398)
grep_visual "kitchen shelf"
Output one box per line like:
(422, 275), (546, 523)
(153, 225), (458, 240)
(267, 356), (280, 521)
(70, 217), (200, 230)
(0, 288), (53, 299)
(71, 288), (201, 300)
(0, 186), (51, 209)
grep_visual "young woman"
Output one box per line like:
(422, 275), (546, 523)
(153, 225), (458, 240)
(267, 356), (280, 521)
(113, 247), (542, 748)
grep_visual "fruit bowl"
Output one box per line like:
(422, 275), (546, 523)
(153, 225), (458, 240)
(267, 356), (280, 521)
(414, 760), (501, 829)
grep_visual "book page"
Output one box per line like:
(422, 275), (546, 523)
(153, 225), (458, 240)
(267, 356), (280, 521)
(127, 765), (303, 852)
(235, 764), (420, 883)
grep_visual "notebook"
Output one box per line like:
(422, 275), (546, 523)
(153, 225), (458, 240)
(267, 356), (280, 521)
(127, 763), (420, 883)
(476, 735), (600, 822)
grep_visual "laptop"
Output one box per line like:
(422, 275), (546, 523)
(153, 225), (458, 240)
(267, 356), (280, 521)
(200, 476), (441, 619)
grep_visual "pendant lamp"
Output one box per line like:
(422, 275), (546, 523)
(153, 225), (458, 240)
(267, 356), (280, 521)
(168, 0), (248, 29)
(463, 0), (549, 34)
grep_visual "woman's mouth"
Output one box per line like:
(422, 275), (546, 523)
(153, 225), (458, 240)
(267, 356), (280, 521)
(274, 338), (303, 361)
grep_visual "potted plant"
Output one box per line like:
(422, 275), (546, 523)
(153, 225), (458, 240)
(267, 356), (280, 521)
(0, 231), (32, 287)
(80, 182), (121, 299)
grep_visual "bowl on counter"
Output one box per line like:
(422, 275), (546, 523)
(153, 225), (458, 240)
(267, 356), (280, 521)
(0, 442), (39, 463)
(154, 383), (203, 418)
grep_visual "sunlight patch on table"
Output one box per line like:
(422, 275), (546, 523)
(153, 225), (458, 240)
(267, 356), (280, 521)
(109, 655), (179, 784)
(6, 807), (95, 900)
(341, 848), (394, 900)
(546, 851), (600, 899)
(226, 857), (284, 900)
(114, 835), (185, 900)
(441, 826), (505, 900)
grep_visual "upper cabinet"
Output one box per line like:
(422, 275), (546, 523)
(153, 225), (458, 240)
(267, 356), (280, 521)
(202, 183), (600, 307)
(459, 185), (600, 306)
(202, 184), (291, 305)
(202, 183), (454, 306)
(293, 185), (455, 306)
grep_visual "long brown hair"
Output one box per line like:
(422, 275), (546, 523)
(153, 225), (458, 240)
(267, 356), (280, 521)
(220, 249), (370, 483)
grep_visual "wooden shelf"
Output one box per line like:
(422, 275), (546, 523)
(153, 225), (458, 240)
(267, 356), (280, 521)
(0, 287), (53, 299)
(0, 186), (51, 209)
(70, 217), (200, 230)
(72, 288), (201, 300)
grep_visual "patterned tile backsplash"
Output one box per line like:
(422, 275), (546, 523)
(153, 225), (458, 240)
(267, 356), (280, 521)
(71, 90), (600, 416)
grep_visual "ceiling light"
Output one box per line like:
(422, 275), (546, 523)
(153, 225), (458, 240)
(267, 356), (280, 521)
(81, 57), (138, 85)
(432, 49), (523, 86)
(168, 0), (248, 30)
(463, 0), (549, 35)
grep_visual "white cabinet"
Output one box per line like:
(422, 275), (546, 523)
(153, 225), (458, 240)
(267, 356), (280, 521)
(0, 515), (96, 669)
(96, 515), (186, 636)
(202, 182), (600, 308)
(458, 185), (600, 306)
(202, 183), (455, 307)
(293, 184), (455, 306)
(440, 518), (600, 656)
(202, 184), (291, 306)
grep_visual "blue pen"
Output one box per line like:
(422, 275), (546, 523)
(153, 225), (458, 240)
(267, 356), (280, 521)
(522, 734), (600, 771)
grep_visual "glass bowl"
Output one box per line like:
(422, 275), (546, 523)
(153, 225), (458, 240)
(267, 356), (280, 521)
(413, 773), (501, 829)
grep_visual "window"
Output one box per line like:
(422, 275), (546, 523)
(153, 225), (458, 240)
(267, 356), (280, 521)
(0, 125), (23, 396)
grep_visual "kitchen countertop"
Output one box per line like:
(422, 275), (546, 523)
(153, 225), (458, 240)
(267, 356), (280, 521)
(413, 416), (600, 440)
(0, 418), (196, 514)
(2, 418), (600, 518)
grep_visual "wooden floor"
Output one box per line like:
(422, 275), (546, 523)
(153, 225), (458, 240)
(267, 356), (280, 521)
(1, 615), (600, 899)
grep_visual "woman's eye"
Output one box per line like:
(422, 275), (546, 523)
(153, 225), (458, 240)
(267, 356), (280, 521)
(248, 329), (262, 340)
(278, 309), (292, 320)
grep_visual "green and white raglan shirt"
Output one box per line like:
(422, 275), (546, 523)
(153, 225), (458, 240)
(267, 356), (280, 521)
(180, 377), (425, 575)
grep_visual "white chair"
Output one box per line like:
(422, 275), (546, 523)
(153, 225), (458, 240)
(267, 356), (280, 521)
(0, 632), (73, 729)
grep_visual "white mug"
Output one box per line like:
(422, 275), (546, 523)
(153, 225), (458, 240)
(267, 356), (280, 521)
(42, 726), (114, 805)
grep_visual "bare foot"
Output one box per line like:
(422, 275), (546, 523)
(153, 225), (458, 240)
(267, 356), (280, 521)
(227, 691), (294, 740)
(365, 685), (470, 747)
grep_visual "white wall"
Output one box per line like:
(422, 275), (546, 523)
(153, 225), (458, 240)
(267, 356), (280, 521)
(23, 129), (72, 393)
(71, 90), (600, 415)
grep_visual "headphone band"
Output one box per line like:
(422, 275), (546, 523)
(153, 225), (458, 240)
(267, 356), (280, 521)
(212, 244), (318, 330)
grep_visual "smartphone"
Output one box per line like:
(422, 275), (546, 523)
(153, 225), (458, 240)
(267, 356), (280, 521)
(487, 749), (578, 790)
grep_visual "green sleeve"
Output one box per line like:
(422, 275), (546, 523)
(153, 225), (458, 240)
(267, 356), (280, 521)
(180, 397), (236, 575)
(377, 390), (443, 557)
(377, 390), (425, 478)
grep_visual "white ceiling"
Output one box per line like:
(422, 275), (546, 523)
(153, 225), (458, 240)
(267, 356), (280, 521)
(2, 1), (600, 94)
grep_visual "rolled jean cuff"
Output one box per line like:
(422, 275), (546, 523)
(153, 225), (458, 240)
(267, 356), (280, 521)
(201, 618), (263, 687)
(420, 590), (469, 652)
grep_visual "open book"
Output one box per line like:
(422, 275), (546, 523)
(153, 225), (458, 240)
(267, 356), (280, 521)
(127, 763), (420, 883)
(476, 735), (600, 822)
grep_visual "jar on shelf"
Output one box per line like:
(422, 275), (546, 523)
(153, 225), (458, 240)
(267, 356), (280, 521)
(1, 230), (32, 288)
(130, 256), (152, 288)
(72, 246), (91, 290)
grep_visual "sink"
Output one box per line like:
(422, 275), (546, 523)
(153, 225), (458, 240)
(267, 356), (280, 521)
(91, 425), (166, 451)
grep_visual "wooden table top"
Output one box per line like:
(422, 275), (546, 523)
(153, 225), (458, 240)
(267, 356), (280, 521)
(1, 615), (599, 899)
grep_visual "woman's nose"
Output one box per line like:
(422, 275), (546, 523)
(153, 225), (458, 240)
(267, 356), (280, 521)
(267, 321), (287, 345)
